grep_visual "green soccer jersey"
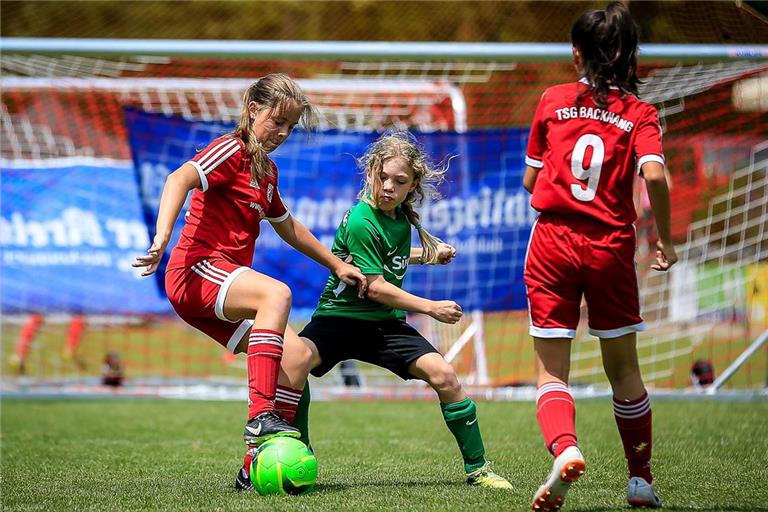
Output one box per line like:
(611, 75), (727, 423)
(313, 200), (412, 321)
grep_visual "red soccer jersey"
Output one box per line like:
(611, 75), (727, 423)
(167, 135), (289, 270)
(525, 80), (664, 227)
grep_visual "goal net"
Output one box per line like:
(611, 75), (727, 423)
(1, 43), (766, 398)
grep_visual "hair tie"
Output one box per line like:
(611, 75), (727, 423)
(414, 223), (422, 230)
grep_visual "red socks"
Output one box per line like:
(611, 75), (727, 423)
(275, 385), (302, 423)
(536, 382), (578, 457)
(246, 329), (284, 420)
(613, 391), (653, 483)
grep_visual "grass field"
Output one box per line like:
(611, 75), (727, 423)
(2, 397), (767, 511)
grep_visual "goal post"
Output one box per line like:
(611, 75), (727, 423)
(2, 37), (767, 60)
(1, 38), (766, 397)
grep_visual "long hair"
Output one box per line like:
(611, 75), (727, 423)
(571, 1), (640, 108)
(232, 73), (319, 183)
(357, 131), (450, 265)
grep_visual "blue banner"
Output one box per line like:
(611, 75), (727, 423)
(126, 109), (535, 312)
(1, 159), (170, 314)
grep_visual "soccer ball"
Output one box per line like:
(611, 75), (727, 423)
(250, 437), (318, 496)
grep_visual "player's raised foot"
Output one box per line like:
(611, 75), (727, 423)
(627, 476), (662, 508)
(531, 446), (586, 511)
(243, 411), (300, 446)
(466, 461), (513, 489)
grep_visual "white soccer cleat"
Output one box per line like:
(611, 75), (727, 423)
(627, 476), (662, 508)
(531, 446), (586, 511)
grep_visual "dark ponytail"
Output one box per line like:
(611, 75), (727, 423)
(571, 2), (640, 108)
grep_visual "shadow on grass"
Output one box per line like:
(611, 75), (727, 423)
(568, 506), (768, 512)
(316, 479), (468, 492)
(658, 507), (768, 512)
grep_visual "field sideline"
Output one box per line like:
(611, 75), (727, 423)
(2, 398), (766, 511)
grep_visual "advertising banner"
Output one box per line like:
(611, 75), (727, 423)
(126, 109), (535, 312)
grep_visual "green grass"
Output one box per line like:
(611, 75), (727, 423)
(2, 398), (767, 511)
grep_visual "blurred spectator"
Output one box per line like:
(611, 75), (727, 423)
(690, 359), (714, 388)
(102, 352), (125, 387)
(339, 360), (361, 387)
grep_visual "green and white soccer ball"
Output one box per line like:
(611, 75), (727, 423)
(250, 437), (318, 496)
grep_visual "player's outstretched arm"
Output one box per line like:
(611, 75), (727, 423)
(365, 274), (462, 324)
(132, 163), (200, 276)
(642, 161), (678, 271)
(272, 215), (367, 297)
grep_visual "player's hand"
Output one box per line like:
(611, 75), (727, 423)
(132, 235), (168, 277)
(435, 243), (457, 265)
(428, 300), (463, 324)
(335, 262), (367, 298)
(651, 239), (678, 272)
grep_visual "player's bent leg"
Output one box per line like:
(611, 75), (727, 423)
(226, 270), (293, 424)
(409, 352), (464, 402)
(279, 332), (319, 389)
(224, 270), (292, 333)
(223, 270), (299, 492)
(409, 353), (512, 489)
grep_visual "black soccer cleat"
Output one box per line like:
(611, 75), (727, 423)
(242, 411), (300, 445)
(234, 466), (253, 491)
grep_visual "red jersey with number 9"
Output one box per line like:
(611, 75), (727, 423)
(525, 80), (664, 227)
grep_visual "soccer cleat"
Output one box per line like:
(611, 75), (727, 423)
(234, 446), (260, 491)
(243, 411), (300, 446)
(234, 466), (253, 491)
(531, 446), (586, 511)
(466, 461), (513, 489)
(627, 476), (662, 508)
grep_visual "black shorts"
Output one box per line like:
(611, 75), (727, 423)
(298, 316), (440, 380)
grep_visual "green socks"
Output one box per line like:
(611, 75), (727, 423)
(293, 382), (312, 450)
(441, 397), (486, 473)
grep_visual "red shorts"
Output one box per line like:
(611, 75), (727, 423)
(165, 257), (253, 352)
(524, 213), (645, 339)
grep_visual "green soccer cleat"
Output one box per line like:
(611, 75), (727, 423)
(466, 461), (513, 489)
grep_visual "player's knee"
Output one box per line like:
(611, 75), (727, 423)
(428, 362), (461, 394)
(291, 340), (314, 371)
(606, 364), (643, 389)
(266, 282), (292, 314)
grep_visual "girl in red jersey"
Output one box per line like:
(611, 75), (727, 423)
(522, 4), (677, 511)
(132, 73), (366, 480)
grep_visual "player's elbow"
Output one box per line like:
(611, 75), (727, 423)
(523, 178), (535, 193)
(365, 278), (386, 302)
(522, 165), (538, 193)
(641, 161), (666, 183)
